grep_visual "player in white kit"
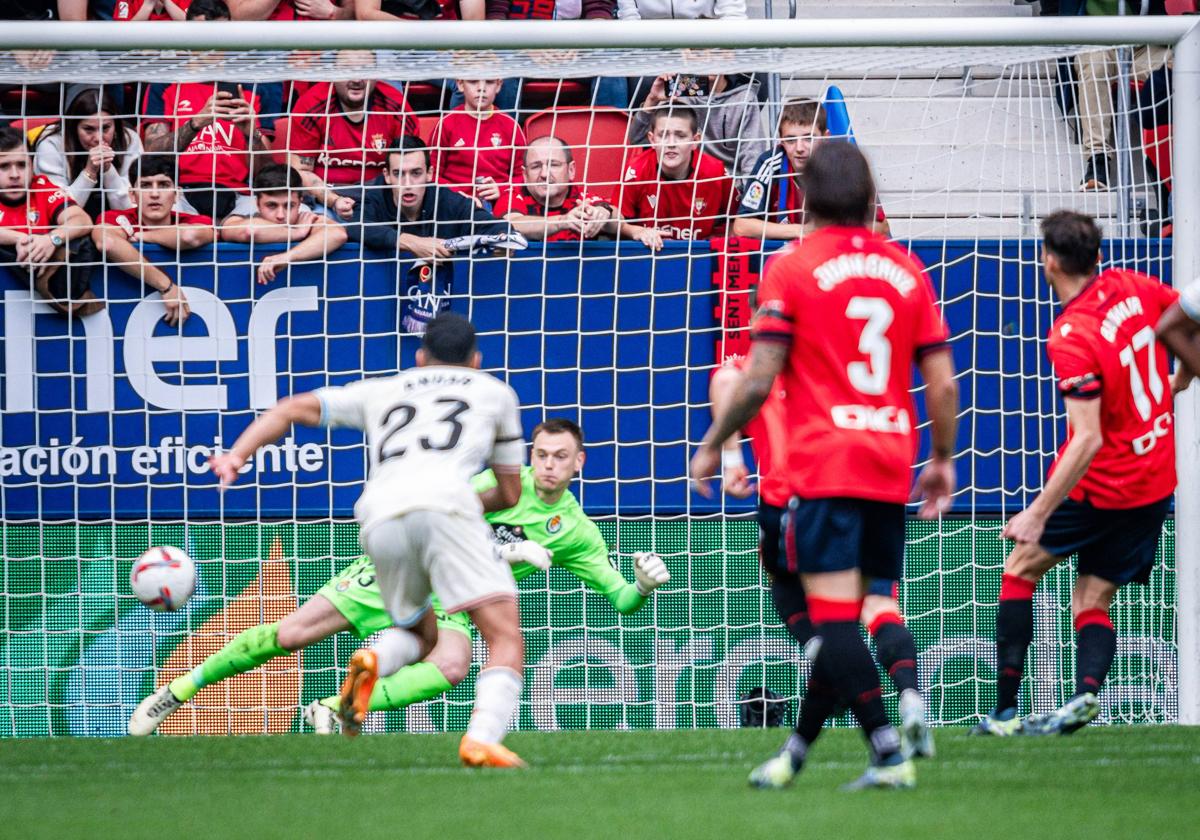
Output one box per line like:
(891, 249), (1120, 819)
(209, 313), (529, 768)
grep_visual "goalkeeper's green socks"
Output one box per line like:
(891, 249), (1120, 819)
(319, 661), (454, 713)
(168, 622), (287, 703)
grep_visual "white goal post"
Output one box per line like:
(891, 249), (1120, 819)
(0, 15), (1196, 730)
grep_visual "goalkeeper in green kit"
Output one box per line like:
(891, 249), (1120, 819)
(127, 418), (670, 736)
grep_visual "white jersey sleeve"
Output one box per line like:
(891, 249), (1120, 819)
(1180, 278), (1200, 323)
(314, 380), (372, 431)
(489, 384), (525, 469)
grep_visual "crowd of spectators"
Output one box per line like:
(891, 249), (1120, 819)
(0, 0), (1180, 321)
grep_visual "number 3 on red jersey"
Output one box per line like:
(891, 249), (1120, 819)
(846, 297), (894, 395)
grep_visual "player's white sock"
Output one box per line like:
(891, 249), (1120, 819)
(371, 627), (423, 678)
(466, 666), (522, 745)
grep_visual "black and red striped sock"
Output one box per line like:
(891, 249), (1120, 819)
(795, 656), (838, 747)
(869, 611), (919, 695)
(995, 573), (1037, 713)
(1074, 608), (1116, 697)
(809, 597), (900, 761)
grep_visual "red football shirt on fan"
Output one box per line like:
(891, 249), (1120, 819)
(618, 147), (736, 241)
(430, 107), (526, 195)
(112, 0), (192, 20)
(98, 207), (214, 235)
(289, 83), (418, 186)
(731, 355), (790, 508)
(1046, 268), (1179, 509)
(494, 184), (611, 242)
(142, 82), (282, 191)
(752, 225), (950, 504)
(0, 175), (75, 235)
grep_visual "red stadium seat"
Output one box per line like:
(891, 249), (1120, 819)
(417, 114), (439, 143)
(270, 115), (299, 164)
(523, 106), (630, 200)
(518, 80), (590, 113)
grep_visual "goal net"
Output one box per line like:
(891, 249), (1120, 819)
(0, 18), (1195, 736)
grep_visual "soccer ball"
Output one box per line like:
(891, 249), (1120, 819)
(131, 546), (196, 612)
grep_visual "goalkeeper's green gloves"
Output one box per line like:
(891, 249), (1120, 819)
(633, 552), (670, 596)
(496, 540), (553, 571)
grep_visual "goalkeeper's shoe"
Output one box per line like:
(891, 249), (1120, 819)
(969, 707), (1023, 737)
(899, 689), (935, 759)
(303, 699), (338, 735)
(127, 684), (183, 736)
(1022, 693), (1100, 736)
(841, 754), (916, 792)
(337, 649), (378, 738)
(459, 736), (527, 769)
(748, 736), (806, 790)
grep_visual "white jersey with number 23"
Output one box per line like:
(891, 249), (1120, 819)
(314, 365), (525, 535)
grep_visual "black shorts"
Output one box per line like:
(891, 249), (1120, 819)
(763, 497), (905, 587)
(1039, 496), (1171, 586)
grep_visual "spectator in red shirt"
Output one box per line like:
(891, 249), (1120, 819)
(618, 104), (737, 250)
(431, 79), (526, 204)
(112, 0), (190, 19)
(0, 127), (98, 316)
(356, 0), (481, 19)
(495, 136), (617, 242)
(286, 51), (418, 221)
(91, 154), (215, 326)
(228, 0), (353, 19)
(220, 163), (348, 285)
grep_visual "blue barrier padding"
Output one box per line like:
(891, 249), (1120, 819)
(0, 238), (1171, 519)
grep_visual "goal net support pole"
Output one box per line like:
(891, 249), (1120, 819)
(1171, 21), (1200, 727)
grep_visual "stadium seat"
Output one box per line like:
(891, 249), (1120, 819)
(403, 81), (446, 113)
(518, 80), (590, 113)
(270, 115), (299, 164)
(523, 106), (630, 200)
(417, 114), (439, 143)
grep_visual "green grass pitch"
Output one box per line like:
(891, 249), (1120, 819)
(4, 728), (1198, 839)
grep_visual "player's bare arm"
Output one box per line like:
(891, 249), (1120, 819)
(707, 364), (756, 499)
(479, 465), (522, 512)
(691, 341), (787, 497)
(911, 349), (959, 519)
(1156, 302), (1200, 392)
(209, 393), (324, 486)
(1002, 396), (1102, 545)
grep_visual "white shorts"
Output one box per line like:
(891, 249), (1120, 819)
(360, 510), (516, 626)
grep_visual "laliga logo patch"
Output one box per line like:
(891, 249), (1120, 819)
(744, 181), (765, 210)
(335, 579), (351, 592)
(371, 133), (386, 151)
(624, 167), (637, 181)
(1060, 324), (1073, 337)
(545, 515), (562, 535)
(418, 264), (433, 283)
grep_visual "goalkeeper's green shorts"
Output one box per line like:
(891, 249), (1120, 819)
(316, 555), (473, 641)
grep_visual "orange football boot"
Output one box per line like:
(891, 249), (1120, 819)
(337, 649), (378, 737)
(459, 735), (527, 768)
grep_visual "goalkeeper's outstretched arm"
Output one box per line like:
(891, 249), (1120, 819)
(209, 393), (323, 485)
